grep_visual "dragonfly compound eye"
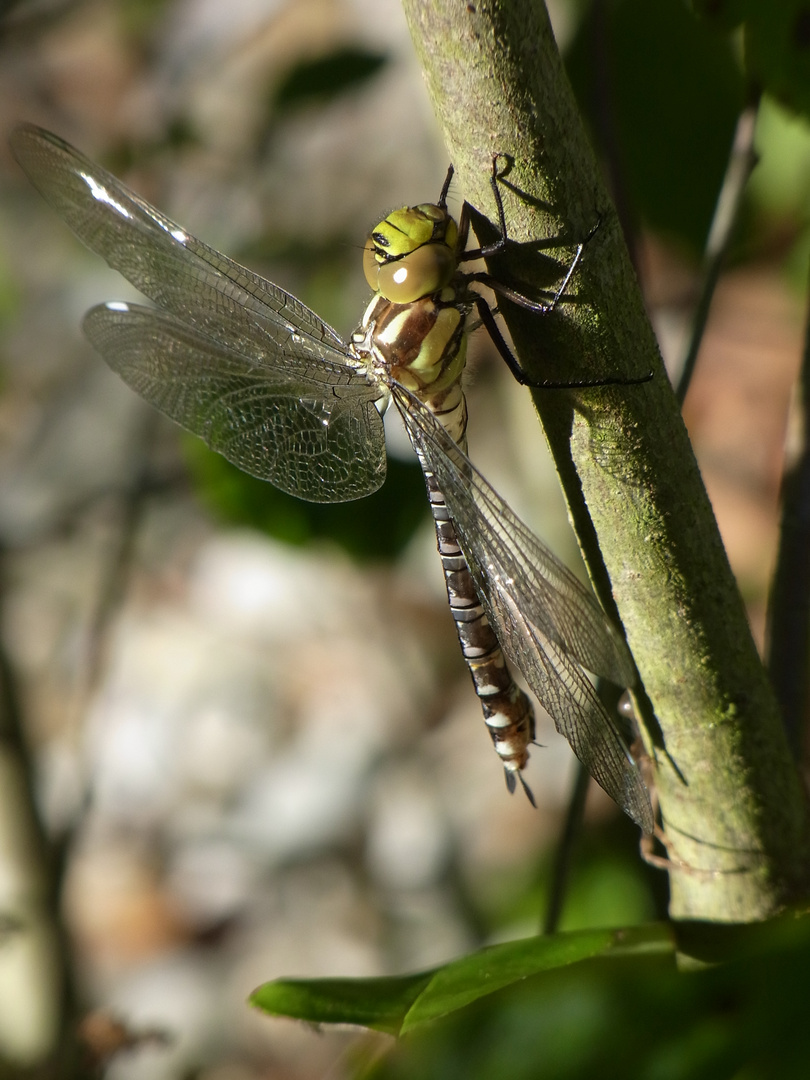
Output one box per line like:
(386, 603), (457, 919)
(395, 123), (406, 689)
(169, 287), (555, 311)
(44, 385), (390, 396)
(363, 202), (458, 303)
(364, 241), (456, 303)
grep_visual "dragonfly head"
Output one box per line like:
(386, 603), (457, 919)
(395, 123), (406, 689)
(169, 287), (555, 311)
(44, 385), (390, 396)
(363, 202), (459, 304)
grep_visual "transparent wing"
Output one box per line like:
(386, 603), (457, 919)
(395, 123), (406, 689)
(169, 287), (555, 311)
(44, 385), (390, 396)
(84, 303), (387, 501)
(11, 123), (387, 501)
(395, 385), (652, 832)
(10, 124), (354, 369)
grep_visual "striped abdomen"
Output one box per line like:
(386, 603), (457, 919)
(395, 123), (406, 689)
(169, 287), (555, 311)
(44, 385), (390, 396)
(419, 445), (537, 798)
(416, 382), (536, 799)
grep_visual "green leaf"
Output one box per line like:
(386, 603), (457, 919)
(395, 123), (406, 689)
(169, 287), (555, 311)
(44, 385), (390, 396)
(399, 923), (672, 1033)
(368, 911), (810, 1080)
(249, 971), (436, 1036)
(694, 0), (810, 122)
(249, 924), (674, 1036)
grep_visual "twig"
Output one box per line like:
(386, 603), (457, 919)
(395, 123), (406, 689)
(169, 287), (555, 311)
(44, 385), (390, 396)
(542, 761), (589, 935)
(676, 99), (760, 405)
(0, 547), (81, 1072)
(766, 265), (810, 761)
(81, 409), (161, 699)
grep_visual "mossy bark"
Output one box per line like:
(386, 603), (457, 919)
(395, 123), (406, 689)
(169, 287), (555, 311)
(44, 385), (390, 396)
(401, 0), (810, 921)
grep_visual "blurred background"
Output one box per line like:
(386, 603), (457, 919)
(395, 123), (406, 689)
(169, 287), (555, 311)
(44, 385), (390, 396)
(0, 0), (807, 1077)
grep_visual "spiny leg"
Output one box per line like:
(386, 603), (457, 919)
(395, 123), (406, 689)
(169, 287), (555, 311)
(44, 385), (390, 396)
(471, 293), (650, 388)
(460, 157), (650, 388)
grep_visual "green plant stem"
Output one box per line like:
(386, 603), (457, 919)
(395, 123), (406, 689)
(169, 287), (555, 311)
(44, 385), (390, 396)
(542, 761), (589, 935)
(766, 265), (810, 761)
(676, 98), (760, 405)
(401, 0), (810, 921)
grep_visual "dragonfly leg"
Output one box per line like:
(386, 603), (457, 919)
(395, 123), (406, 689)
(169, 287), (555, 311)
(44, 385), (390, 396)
(459, 154), (513, 263)
(455, 157), (653, 388)
(460, 151), (599, 308)
(471, 293), (652, 389)
(438, 163), (455, 209)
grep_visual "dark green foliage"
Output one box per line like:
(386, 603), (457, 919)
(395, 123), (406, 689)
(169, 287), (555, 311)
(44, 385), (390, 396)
(185, 436), (428, 560)
(693, 1), (810, 117)
(566, 0), (744, 251)
(367, 924), (810, 1080)
(272, 47), (388, 112)
(744, 1), (810, 116)
(252, 912), (810, 1080)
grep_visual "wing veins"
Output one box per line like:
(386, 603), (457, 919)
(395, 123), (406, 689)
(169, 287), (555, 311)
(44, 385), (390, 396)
(394, 385), (652, 830)
(85, 303), (386, 499)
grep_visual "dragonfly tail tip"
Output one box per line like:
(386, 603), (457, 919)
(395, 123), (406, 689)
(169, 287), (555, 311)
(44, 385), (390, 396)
(518, 772), (537, 809)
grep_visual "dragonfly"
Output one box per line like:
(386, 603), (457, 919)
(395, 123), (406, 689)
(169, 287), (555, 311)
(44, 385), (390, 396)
(11, 124), (653, 833)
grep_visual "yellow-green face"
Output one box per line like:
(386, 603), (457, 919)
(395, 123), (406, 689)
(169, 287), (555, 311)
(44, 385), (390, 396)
(363, 202), (459, 304)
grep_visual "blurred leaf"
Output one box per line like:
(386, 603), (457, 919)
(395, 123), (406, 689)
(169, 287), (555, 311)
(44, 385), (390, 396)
(567, 0), (744, 250)
(690, 0), (750, 31)
(747, 94), (810, 217)
(745, 95), (810, 283)
(550, 848), (657, 930)
(120, 0), (175, 40)
(250, 924), (673, 1036)
(483, 817), (662, 939)
(272, 47), (388, 112)
(744, 1), (810, 119)
(185, 436), (427, 561)
(693, 1), (810, 122)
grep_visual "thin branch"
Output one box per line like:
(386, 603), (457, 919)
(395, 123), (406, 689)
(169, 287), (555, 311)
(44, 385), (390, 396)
(542, 761), (589, 935)
(0, 409), (162, 1075)
(676, 99), (761, 405)
(0, 548), (81, 1074)
(767, 264), (810, 761)
(81, 409), (160, 699)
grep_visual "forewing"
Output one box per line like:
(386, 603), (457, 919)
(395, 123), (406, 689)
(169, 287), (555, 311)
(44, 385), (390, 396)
(395, 386), (652, 832)
(85, 303), (387, 502)
(10, 124), (355, 374)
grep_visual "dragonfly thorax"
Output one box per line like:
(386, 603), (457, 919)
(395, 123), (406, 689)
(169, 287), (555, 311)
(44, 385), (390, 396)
(363, 202), (459, 304)
(356, 286), (469, 402)
(359, 201), (469, 406)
